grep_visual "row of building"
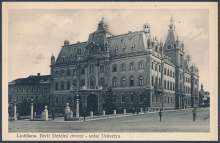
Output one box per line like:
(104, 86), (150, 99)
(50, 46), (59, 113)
(8, 17), (209, 116)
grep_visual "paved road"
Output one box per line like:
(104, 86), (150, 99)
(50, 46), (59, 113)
(9, 108), (209, 132)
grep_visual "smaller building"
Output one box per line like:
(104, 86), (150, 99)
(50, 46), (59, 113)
(8, 73), (50, 117)
(199, 84), (210, 107)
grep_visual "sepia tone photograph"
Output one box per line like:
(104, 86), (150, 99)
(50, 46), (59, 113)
(2, 2), (218, 141)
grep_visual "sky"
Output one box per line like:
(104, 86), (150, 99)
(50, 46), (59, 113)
(8, 9), (209, 90)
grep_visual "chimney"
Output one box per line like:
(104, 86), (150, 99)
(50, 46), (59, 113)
(37, 73), (40, 76)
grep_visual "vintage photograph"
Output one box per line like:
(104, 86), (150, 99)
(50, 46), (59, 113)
(2, 2), (218, 141)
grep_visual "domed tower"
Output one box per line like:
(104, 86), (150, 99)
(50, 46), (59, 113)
(88, 17), (112, 49)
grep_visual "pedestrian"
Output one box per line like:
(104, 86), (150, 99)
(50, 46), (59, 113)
(83, 110), (86, 121)
(52, 110), (55, 120)
(159, 108), (162, 122)
(192, 107), (197, 122)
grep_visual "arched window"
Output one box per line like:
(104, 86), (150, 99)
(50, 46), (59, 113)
(121, 63), (126, 71)
(138, 61), (144, 70)
(129, 62), (134, 70)
(89, 76), (96, 89)
(151, 76), (154, 86)
(121, 77), (126, 87)
(138, 76), (144, 86)
(112, 77), (118, 87)
(129, 76), (135, 86)
(112, 64), (117, 72)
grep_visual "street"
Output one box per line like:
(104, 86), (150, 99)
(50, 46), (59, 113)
(9, 108), (209, 132)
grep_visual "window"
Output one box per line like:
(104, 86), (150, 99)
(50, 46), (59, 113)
(73, 69), (76, 76)
(61, 81), (64, 90)
(89, 64), (94, 73)
(121, 63), (126, 71)
(112, 77), (118, 87)
(164, 68), (166, 75)
(112, 64), (117, 72)
(121, 95), (125, 103)
(129, 62), (135, 70)
(55, 83), (59, 90)
(152, 62), (154, 70)
(155, 76), (158, 87)
(164, 80), (166, 89)
(155, 64), (157, 71)
(121, 77), (126, 87)
(167, 69), (169, 76)
(61, 69), (65, 76)
(89, 76), (96, 89)
(159, 65), (161, 72)
(167, 81), (170, 90)
(81, 79), (85, 87)
(131, 44), (135, 50)
(151, 76), (154, 86)
(56, 97), (58, 104)
(130, 94), (134, 102)
(67, 81), (71, 90)
(138, 76), (144, 86)
(100, 65), (105, 73)
(55, 70), (59, 76)
(129, 76), (135, 86)
(67, 69), (71, 76)
(72, 79), (77, 87)
(100, 77), (105, 86)
(140, 95), (144, 102)
(138, 61), (144, 70)
(81, 68), (85, 75)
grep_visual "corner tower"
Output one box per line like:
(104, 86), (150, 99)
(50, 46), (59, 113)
(164, 17), (185, 109)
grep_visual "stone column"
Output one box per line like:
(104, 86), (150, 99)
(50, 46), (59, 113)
(30, 99), (34, 120)
(76, 97), (79, 119)
(13, 100), (17, 120)
(41, 106), (49, 121)
(123, 109), (126, 114)
(113, 109), (116, 115)
(140, 108), (143, 113)
(102, 110), (106, 116)
(90, 111), (93, 117)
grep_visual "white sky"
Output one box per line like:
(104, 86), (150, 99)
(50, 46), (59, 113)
(8, 9), (209, 90)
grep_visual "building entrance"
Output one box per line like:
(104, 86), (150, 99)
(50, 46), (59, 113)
(86, 94), (98, 115)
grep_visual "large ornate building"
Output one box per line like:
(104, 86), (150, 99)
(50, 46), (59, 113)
(49, 17), (199, 115)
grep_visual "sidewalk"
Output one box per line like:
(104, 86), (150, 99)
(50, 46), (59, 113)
(50, 108), (194, 122)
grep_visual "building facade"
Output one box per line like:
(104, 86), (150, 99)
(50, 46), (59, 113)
(8, 73), (50, 116)
(50, 17), (199, 116)
(199, 84), (210, 107)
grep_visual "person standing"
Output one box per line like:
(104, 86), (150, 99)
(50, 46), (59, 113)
(159, 108), (162, 122)
(192, 107), (197, 122)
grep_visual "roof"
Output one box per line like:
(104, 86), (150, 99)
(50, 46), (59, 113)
(10, 75), (50, 85)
